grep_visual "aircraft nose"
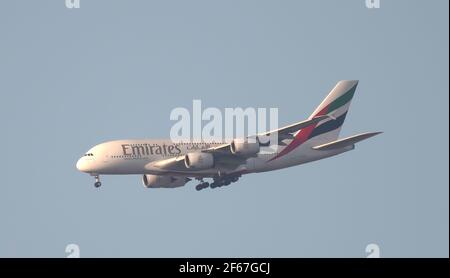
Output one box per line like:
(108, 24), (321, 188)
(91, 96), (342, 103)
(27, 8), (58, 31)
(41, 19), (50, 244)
(76, 158), (88, 172)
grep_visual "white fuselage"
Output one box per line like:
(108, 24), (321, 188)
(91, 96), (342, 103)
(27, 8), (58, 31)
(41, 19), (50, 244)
(76, 137), (353, 178)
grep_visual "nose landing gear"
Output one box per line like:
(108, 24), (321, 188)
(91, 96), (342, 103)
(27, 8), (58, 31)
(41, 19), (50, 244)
(94, 175), (102, 188)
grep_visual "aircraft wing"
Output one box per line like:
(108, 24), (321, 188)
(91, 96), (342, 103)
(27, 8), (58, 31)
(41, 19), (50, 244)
(146, 153), (247, 173)
(147, 156), (187, 171)
(202, 114), (334, 155)
(148, 115), (336, 173)
(257, 114), (333, 138)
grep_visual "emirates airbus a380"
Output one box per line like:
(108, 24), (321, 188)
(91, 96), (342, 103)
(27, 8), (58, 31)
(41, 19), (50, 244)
(76, 80), (381, 191)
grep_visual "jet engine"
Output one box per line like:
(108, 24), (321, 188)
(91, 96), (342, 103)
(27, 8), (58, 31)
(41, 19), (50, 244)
(184, 152), (214, 170)
(230, 139), (260, 156)
(142, 175), (190, 188)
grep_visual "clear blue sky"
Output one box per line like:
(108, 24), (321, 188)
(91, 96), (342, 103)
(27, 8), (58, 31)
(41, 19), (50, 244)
(0, 0), (448, 257)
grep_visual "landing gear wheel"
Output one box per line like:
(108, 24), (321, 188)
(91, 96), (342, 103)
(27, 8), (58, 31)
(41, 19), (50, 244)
(196, 182), (210, 191)
(210, 182), (219, 189)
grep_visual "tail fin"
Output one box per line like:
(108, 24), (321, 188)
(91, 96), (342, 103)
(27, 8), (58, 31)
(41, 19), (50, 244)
(268, 80), (359, 161)
(306, 80), (358, 144)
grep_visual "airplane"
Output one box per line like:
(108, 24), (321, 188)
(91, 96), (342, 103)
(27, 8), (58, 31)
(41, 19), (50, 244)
(76, 80), (381, 191)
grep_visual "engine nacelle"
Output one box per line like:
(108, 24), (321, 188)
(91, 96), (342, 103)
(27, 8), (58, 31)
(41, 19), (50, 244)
(230, 139), (260, 156)
(142, 175), (189, 188)
(184, 152), (214, 170)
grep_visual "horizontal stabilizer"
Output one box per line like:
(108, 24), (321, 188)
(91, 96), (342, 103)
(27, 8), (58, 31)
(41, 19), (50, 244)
(312, 132), (382, 151)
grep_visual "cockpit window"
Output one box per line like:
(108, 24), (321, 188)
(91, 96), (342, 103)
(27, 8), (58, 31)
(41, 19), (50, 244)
(84, 153), (94, 157)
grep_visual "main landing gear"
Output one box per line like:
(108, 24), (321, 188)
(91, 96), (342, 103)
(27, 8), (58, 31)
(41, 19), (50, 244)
(195, 182), (210, 191)
(210, 175), (238, 188)
(94, 175), (102, 188)
(194, 175), (241, 191)
(195, 178), (210, 191)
